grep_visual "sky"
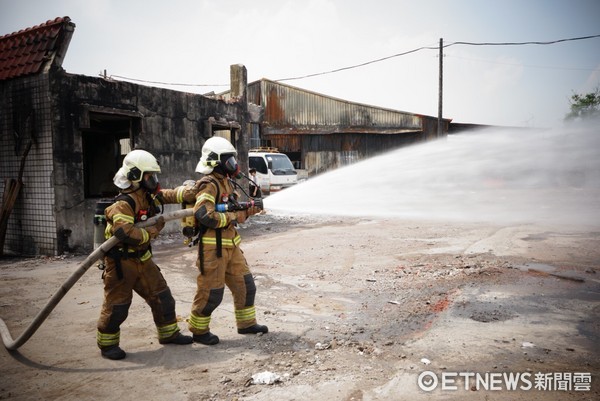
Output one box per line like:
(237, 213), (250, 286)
(1, 0), (599, 127)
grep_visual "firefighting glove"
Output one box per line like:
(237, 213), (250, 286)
(183, 180), (203, 203)
(234, 210), (248, 224)
(155, 216), (166, 231)
(146, 216), (165, 239)
(173, 181), (200, 204)
(246, 206), (262, 216)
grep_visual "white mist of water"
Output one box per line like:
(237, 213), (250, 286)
(264, 120), (600, 227)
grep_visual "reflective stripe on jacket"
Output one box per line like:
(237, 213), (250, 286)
(104, 184), (199, 250)
(193, 173), (241, 248)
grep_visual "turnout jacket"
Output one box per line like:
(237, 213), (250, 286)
(193, 172), (241, 249)
(105, 185), (199, 257)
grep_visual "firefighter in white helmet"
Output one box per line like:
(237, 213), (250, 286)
(188, 136), (267, 345)
(97, 149), (200, 360)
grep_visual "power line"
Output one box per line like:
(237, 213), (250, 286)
(275, 34), (600, 82)
(108, 74), (229, 87)
(275, 46), (439, 82)
(109, 34), (600, 87)
(446, 35), (600, 48)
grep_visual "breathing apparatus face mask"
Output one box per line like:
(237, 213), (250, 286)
(221, 155), (241, 178)
(141, 173), (160, 193)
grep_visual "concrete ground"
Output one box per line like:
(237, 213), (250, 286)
(0, 213), (599, 401)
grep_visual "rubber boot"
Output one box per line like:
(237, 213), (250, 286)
(193, 332), (220, 345)
(101, 345), (126, 360)
(238, 324), (269, 334)
(159, 332), (193, 345)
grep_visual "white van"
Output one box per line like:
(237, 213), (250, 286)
(249, 148), (297, 195)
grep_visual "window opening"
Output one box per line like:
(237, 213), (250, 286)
(82, 113), (138, 198)
(205, 117), (241, 148)
(213, 129), (233, 144)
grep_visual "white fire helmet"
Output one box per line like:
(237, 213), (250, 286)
(113, 149), (161, 189)
(196, 136), (238, 175)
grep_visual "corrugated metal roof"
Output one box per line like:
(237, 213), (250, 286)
(254, 79), (423, 131)
(242, 79), (452, 135)
(222, 78), (451, 136)
(0, 16), (75, 81)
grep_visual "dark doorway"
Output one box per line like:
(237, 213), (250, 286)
(82, 112), (139, 198)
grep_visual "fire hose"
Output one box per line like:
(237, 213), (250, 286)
(0, 208), (193, 351)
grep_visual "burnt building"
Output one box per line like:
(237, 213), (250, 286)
(0, 17), (249, 256)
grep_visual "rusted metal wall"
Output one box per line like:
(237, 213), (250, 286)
(248, 79), (423, 134)
(244, 79), (449, 174)
(266, 132), (423, 175)
(420, 114), (450, 140)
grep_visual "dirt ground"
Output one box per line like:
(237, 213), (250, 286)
(0, 213), (599, 401)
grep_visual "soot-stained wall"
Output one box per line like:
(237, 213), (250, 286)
(1, 69), (245, 256)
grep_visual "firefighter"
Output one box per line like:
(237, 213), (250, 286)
(189, 137), (268, 345)
(97, 149), (199, 360)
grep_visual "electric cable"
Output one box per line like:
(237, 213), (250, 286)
(109, 75), (229, 87)
(107, 34), (600, 87)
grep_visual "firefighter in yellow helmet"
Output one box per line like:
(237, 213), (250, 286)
(189, 137), (267, 345)
(97, 149), (199, 360)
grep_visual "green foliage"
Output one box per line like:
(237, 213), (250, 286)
(565, 87), (600, 120)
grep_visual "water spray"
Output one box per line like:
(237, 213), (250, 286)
(264, 122), (600, 227)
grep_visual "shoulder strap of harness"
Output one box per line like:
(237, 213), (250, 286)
(108, 193), (137, 280)
(196, 176), (223, 275)
(115, 193), (136, 214)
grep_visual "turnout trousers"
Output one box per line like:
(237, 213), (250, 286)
(188, 246), (257, 335)
(96, 256), (181, 349)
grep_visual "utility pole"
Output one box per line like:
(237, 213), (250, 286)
(437, 38), (443, 137)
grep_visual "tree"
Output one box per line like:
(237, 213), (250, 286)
(565, 87), (600, 121)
